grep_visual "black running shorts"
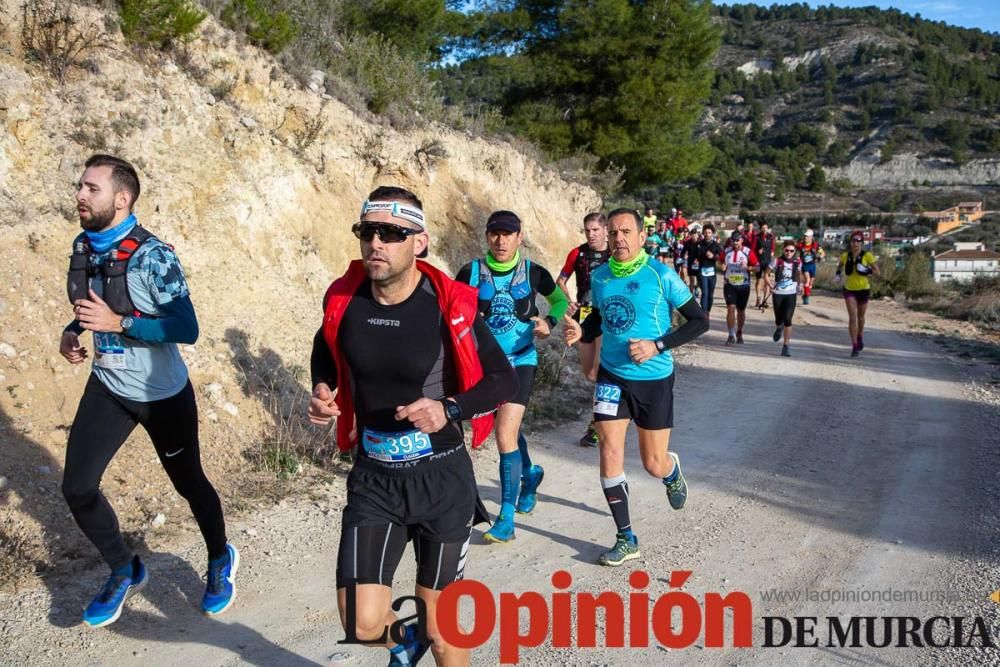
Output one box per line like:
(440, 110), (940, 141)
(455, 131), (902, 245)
(592, 366), (675, 430)
(843, 288), (870, 305)
(723, 283), (751, 310)
(337, 446), (488, 590)
(510, 364), (536, 407)
(578, 307), (601, 344)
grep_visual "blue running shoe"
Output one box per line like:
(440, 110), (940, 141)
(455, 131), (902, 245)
(483, 513), (516, 544)
(387, 623), (431, 666)
(82, 557), (148, 627)
(516, 465), (544, 514)
(202, 544), (240, 615)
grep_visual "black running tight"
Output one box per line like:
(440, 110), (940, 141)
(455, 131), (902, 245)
(62, 375), (227, 571)
(773, 293), (797, 328)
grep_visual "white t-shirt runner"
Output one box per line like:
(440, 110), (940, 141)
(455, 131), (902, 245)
(769, 256), (802, 295)
(723, 247), (759, 288)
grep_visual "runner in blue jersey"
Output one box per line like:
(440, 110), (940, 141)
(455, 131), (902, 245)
(61, 155), (235, 627)
(563, 208), (709, 566)
(456, 210), (568, 544)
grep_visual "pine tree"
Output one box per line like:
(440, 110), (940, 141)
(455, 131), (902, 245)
(464, 0), (721, 188)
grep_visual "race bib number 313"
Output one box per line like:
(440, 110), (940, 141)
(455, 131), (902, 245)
(362, 428), (432, 463)
(94, 333), (127, 370)
(594, 383), (622, 417)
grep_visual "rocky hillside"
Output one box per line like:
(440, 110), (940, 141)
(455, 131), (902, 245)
(0, 0), (599, 585)
(701, 3), (1000, 202)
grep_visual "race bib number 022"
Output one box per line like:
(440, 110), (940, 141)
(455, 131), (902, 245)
(362, 427), (432, 463)
(594, 383), (622, 417)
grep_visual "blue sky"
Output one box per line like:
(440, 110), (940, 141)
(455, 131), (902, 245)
(812, 1), (999, 34)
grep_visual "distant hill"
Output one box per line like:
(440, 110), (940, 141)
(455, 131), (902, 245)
(438, 3), (1000, 214)
(663, 3), (1000, 212)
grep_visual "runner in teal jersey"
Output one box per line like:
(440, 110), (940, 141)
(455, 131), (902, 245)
(563, 208), (709, 566)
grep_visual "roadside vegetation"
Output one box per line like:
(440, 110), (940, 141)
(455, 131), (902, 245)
(815, 245), (1000, 330)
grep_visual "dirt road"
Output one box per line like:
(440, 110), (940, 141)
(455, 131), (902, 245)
(2, 292), (999, 666)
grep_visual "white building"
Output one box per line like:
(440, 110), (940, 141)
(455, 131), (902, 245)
(823, 227), (851, 242)
(932, 242), (1000, 283)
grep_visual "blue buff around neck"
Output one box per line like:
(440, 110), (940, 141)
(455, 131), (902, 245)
(85, 213), (137, 253)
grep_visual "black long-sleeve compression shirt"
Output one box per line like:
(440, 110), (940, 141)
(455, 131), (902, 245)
(310, 276), (517, 451)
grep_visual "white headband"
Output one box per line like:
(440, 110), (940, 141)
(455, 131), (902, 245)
(360, 200), (426, 230)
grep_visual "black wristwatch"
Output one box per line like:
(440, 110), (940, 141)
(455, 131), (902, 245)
(120, 316), (135, 333)
(654, 339), (667, 353)
(441, 399), (463, 422)
(544, 315), (557, 329)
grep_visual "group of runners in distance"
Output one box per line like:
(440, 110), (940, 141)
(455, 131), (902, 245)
(57, 154), (881, 667)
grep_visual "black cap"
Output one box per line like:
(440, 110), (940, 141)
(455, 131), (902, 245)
(486, 210), (521, 233)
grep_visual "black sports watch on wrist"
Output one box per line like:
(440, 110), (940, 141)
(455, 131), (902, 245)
(544, 315), (557, 329)
(654, 339), (667, 353)
(120, 315), (135, 333)
(441, 398), (462, 422)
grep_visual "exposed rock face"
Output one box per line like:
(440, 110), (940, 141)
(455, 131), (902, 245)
(830, 152), (1000, 188)
(0, 0), (600, 565)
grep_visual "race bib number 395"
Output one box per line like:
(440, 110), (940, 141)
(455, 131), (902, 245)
(594, 383), (622, 417)
(362, 427), (432, 463)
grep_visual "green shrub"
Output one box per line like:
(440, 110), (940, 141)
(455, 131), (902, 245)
(898, 252), (938, 298)
(221, 0), (298, 54)
(119, 0), (206, 47)
(906, 275), (1000, 330)
(330, 32), (443, 123)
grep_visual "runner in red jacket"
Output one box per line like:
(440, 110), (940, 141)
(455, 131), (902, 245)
(309, 185), (517, 667)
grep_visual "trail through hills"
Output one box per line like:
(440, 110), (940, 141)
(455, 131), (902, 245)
(2, 291), (998, 666)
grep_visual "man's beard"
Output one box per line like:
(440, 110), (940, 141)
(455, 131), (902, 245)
(79, 203), (116, 232)
(364, 254), (411, 285)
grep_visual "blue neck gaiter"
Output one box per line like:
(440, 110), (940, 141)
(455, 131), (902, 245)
(85, 214), (137, 253)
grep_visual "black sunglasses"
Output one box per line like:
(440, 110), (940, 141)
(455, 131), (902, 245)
(352, 222), (422, 243)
